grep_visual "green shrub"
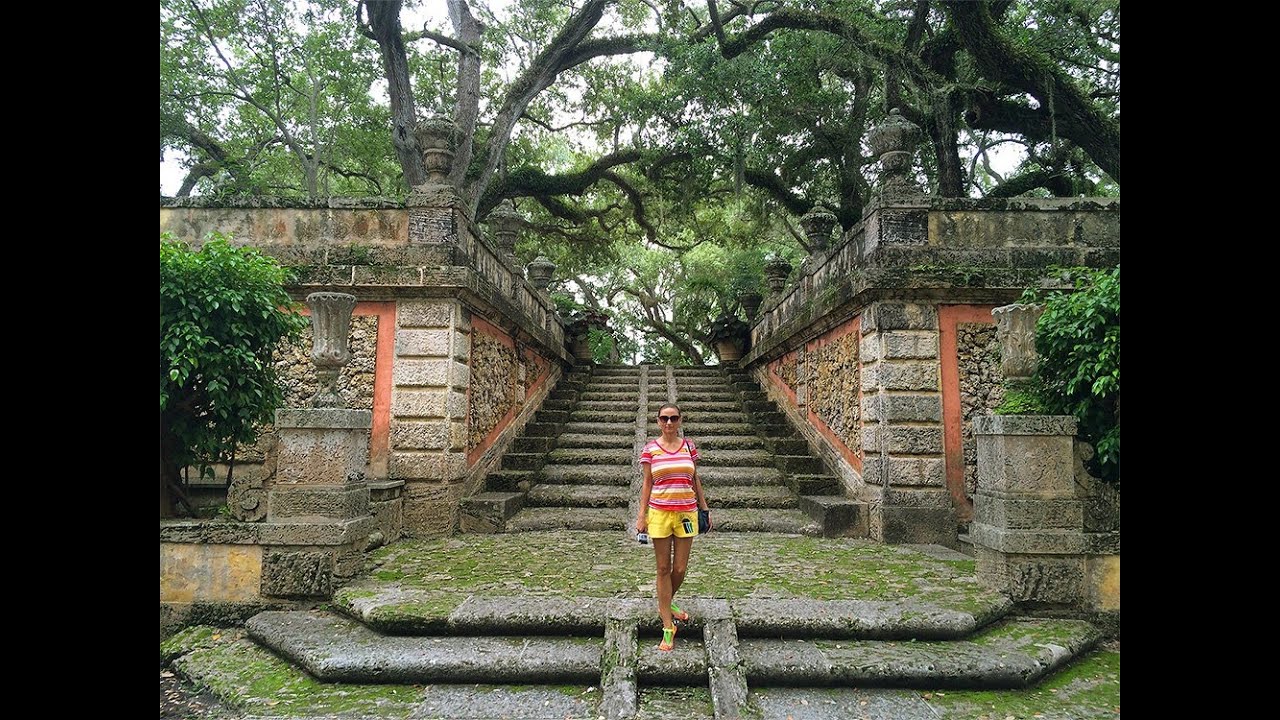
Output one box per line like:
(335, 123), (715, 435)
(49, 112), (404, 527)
(160, 233), (307, 514)
(1021, 266), (1120, 484)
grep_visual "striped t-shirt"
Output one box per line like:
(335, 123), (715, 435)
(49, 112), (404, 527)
(640, 438), (700, 512)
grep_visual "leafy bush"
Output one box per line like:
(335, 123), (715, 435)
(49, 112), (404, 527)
(1021, 266), (1120, 484)
(160, 233), (307, 514)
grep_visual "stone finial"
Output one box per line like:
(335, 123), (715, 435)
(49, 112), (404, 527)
(306, 292), (358, 407)
(737, 289), (764, 321)
(764, 255), (793, 294)
(526, 255), (556, 291)
(992, 303), (1045, 381)
(799, 206), (839, 252)
(487, 200), (522, 255)
(414, 117), (458, 186)
(867, 108), (923, 195)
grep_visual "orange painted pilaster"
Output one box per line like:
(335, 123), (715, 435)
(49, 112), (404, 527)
(938, 304), (996, 520)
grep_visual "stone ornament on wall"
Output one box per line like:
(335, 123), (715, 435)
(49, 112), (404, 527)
(276, 316), (378, 411)
(306, 292), (358, 407)
(808, 330), (861, 456)
(468, 332), (521, 452)
(993, 303), (1045, 381)
(958, 323), (1005, 498)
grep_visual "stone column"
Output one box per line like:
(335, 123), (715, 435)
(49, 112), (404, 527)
(858, 301), (953, 546)
(391, 299), (472, 537)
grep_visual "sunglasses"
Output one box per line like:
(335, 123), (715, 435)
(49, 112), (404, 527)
(657, 415), (681, 423)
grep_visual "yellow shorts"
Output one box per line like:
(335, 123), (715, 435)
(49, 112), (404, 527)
(646, 507), (700, 538)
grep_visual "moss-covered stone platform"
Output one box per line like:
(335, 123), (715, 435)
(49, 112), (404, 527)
(162, 531), (1119, 718)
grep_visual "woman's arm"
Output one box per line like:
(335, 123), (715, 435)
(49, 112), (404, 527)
(636, 464), (654, 532)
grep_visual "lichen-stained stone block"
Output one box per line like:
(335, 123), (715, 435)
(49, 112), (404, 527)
(974, 496), (1083, 530)
(402, 480), (463, 537)
(395, 329), (453, 357)
(861, 455), (945, 487)
(393, 357), (453, 387)
(976, 548), (1084, 605)
(273, 410), (371, 485)
(261, 550), (333, 598)
(392, 388), (448, 418)
(875, 361), (939, 391)
(389, 451), (445, 480)
(267, 485), (370, 521)
(884, 426), (943, 454)
(881, 330), (938, 359)
(390, 419), (451, 450)
(398, 299), (458, 328)
(862, 302), (938, 333)
(975, 416), (1077, 496)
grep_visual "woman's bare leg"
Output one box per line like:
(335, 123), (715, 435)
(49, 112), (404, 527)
(652, 535), (674, 629)
(670, 536), (693, 600)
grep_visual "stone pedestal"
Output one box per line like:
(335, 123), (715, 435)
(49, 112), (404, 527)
(260, 407), (375, 597)
(972, 415), (1118, 624)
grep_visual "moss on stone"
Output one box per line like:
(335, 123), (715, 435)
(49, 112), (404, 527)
(160, 625), (220, 665)
(174, 631), (422, 717)
(925, 648), (1120, 719)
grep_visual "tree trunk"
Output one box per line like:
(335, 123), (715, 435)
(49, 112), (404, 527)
(367, 0), (427, 189)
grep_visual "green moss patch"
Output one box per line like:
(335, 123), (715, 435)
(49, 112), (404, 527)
(925, 648), (1120, 719)
(172, 629), (423, 717)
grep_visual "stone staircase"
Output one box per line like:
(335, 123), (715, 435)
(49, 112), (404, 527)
(461, 364), (861, 536)
(230, 530), (1104, 719)
(197, 365), (1107, 718)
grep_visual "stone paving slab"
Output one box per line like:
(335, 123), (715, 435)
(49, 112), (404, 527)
(732, 598), (1013, 640)
(248, 611), (602, 684)
(738, 618), (1100, 689)
(750, 688), (940, 720)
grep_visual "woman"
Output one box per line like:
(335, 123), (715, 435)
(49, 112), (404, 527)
(635, 402), (710, 652)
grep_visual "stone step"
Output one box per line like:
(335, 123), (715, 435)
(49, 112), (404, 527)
(593, 366), (645, 375)
(798, 495), (864, 538)
(556, 432), (636, 449)
(686, 435), (766, 450)
(539, 464), (633, 485)
(710, 485), (798, 509)
(698, 466), (785, 485)
(247, 611), (602, 684)
(671, 367), (724, 376)
(738, 618), (1102, 689)
(667, 411), (748, 424)
(485, 469), (535, 492)
(790, 473), (841, 495)
(674, 383), (735, 392)
(333, 593), (1013, 642)
(512, 436), (554, 454)
(769, 437), (811, 455)
(775, 454), (824, 474)
(564, 421), (636, 435)
(580, 391), (640, 401)
(570, 410), (636, 423)
(501, 452), (545, 471)
(684, 423), (755, 436)
(671, 393), (740, 403)
(527, 483), (630, 508)
(458, 491), (525, 534)
(507, 507), (628, 532)
(705, 508), (821, 535)
(579, 400), (641, 412)
(587, 380), (642, 389)
(645, 401), (741, 413)
(547, 447), (632, 465)
(697, 449), (775, 467)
